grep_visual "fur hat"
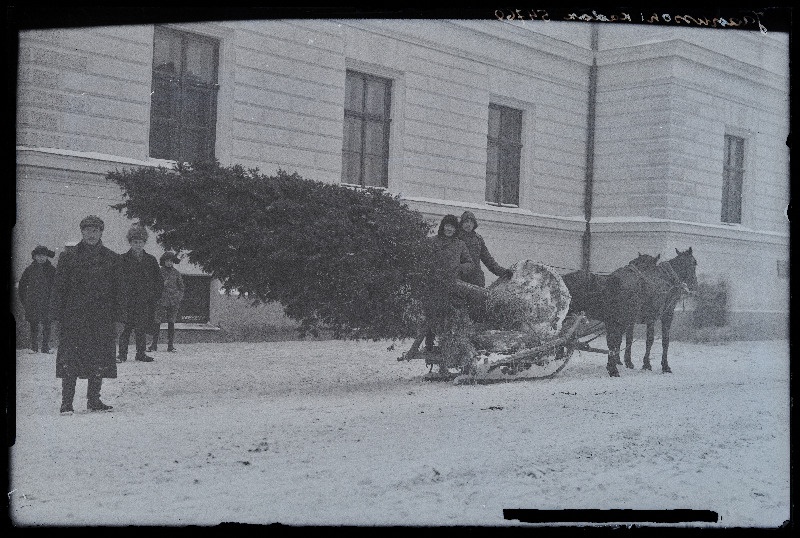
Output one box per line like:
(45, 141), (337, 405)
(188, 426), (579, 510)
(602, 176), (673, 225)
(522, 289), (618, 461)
(126, 224), (149, 242)
(437, 214), (460, 236)
(31, 245), (55, 259)
(159, 251), (180, 266)
(79, 215), (105, 231)
(459, 211), (478, 230)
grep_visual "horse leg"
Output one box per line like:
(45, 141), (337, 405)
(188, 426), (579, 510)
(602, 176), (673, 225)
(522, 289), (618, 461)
(623, 324), (634, 369)
(605, 327), (622, 377)
(661, 315), (673, 373)
(642, 323), (654, 370)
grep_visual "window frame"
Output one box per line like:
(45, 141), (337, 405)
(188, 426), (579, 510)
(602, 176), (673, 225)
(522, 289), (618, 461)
(341, 69), (392, 189)
(721, 133), (745, 224)
(485, 103), (523, 207)
(149, 26), (220, 164)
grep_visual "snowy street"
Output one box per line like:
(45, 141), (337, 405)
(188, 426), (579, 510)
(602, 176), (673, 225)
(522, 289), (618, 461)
(10, 338), (790, 527)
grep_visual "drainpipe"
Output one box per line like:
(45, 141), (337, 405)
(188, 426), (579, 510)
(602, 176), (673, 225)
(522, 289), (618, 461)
(581, 24), (599, 272)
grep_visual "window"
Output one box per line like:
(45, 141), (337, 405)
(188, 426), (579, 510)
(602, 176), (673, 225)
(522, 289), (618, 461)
(722, 134), (744, 223)
(150, 26), (219, 163)
(177, 275), (212, 323)
(342, 70), (392, 187)
(486, 104), (522, 206)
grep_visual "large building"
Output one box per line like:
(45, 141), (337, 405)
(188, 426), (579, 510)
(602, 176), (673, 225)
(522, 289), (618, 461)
(14, 18), (790, 341)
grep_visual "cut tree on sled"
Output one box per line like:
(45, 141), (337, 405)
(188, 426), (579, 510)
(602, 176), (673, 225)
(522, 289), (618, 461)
(398, 260), (601, 384)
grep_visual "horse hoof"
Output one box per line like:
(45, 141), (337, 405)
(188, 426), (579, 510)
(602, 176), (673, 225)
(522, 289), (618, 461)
(606, 366), (619, 377)
(642, 364), (652, 371)
(662, 367), (672, 374)
(624, 361), (634, 369)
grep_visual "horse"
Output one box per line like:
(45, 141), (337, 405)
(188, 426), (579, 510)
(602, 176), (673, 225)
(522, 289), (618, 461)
(562, 253), (660, 366)
(603, 248), (698, 376)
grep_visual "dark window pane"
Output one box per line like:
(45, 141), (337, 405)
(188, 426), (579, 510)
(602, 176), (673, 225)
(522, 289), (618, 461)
(501, 146), (521, 205)
(184, 37), (217, 84)
(363, 155), (386, 187)
(151, 77), (177, 119)
(345, 72), (364, 112)
(343, 116), (362, 151)
(364, 121), (385, 155)
(177, 275), (211, 323)
(500, 108), (522, 143)
(153, 27), (182, 75)
(366, 78), (388, 116)
(183, 87), (212, 126)
(341, 151), (361, 184)
(149, 120), (175, 160)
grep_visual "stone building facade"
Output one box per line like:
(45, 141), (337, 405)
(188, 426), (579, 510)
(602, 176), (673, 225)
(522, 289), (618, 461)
(14, 19), (789, 340)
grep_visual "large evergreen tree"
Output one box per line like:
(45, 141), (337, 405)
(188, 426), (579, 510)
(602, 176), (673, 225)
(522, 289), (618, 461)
(108, 162), (452, 341)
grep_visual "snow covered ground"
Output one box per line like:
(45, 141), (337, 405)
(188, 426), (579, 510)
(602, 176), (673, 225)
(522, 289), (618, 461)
(9, 337), (791, 528)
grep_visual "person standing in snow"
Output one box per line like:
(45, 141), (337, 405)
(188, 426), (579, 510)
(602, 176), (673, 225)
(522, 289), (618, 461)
(117, 224), (163, 363)
(18, 245), (57, 353)
(54, 215), (123, 414)
(457, 210), (513, 287)
(424, 214), (475, 354)
(148, 251), (185, 353)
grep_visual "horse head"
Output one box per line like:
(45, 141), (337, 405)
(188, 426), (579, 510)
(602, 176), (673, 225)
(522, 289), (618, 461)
(670, 247), (698, 290)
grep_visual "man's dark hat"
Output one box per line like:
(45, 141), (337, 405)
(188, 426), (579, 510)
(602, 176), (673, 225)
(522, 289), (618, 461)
(79, 215), (105, 230)
(31, 245), (55, 258)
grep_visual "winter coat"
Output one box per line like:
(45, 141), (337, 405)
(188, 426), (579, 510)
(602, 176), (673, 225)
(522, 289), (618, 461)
(18, 259), (56, 323)
(428, 235), (474, 282)
(54, 241), (121, 379)
(159, 265), (185, 308)
(457, 229), (507, 287)
(118, 249), (163, 334)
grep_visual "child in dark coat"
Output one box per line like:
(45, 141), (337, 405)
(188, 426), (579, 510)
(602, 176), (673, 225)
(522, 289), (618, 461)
(148, 251), (185, 352)
(457, 211), (512, 287)
(18, 245), (57, 353)
(117, 225), (163, 363)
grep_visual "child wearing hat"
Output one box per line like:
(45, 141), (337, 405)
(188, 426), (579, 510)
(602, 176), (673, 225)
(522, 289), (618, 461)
(18, 245), (57, 353)
(148, 251), (185, 352)
(117, 224), (163, 363)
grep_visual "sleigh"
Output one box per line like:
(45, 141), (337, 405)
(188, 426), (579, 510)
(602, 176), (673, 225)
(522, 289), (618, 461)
(398, 260), (607, 384)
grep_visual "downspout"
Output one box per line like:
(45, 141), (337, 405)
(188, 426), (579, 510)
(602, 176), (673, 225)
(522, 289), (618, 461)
(581, 24), (599, 272)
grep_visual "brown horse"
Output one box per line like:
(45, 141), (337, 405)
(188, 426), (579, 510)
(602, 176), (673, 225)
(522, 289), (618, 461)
(562, 253), (660, 366)
(604, 248), (698, 376)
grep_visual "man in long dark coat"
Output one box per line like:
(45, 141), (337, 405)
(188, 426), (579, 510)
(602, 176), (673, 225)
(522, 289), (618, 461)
(54, 215), (123, 414)
(18, 245), (57, 353)
(117, 224), (163, 363)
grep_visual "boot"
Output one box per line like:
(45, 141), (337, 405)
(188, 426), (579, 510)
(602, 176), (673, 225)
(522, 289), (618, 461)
(116, 355), (127, 363)
(87, 377), (111, 411)
(135, 354), (154, 362)
(87, 399), (113, 411)
(167, 345), (177, 352)
(61, 376), (76, 415)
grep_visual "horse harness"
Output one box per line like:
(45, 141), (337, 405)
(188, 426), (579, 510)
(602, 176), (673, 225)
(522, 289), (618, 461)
(626, 261), (689, 297)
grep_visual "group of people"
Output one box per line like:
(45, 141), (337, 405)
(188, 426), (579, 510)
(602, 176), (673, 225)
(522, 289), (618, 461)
(426, 210), (511, 352)
(19, 210), (505, 413)
(17, 215), (185, 415)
